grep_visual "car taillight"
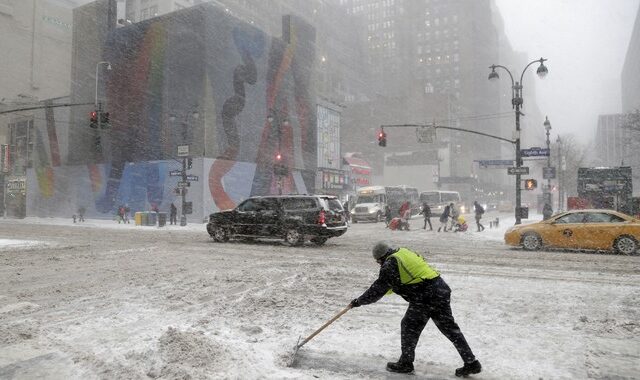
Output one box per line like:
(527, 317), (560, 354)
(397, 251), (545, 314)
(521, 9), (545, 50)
(318, 210), (326, 225)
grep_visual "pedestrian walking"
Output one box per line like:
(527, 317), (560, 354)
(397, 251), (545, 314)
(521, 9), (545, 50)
(77, 206), (85, 222)
(401, 207), (412, 230)
(420, 201), (432, 230)
(473, 201), (485, 232)
(398, 201), (410, 220)
(124, 204), (131, 224)
(170, 203), (177, 225)
(350, 241), (481, 376)
(343, 200), (351, 224)
(449, 203), (459, 231)
(438, 204), (450, 232)
(117, 205), (125, 224)
(385, 204), (393, 227)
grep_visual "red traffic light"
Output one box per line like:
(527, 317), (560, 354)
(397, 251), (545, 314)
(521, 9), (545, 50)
(90, 111), (98, 122)
(377, 130), (387, 147)
(275, 153), (282, 161)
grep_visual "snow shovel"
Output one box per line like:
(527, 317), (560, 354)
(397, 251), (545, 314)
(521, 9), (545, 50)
(287, 304), (352, 367)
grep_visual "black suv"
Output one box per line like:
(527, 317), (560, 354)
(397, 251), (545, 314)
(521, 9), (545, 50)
(206, 195), (348, 246)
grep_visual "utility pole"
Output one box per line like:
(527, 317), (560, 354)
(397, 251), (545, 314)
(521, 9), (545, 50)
(556, 135), (562, 211)
(181, 155), (187, 226)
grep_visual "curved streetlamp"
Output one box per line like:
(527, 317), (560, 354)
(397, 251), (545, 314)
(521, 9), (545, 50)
(488, 57), (548, 224)
(543, 116), (552, 214)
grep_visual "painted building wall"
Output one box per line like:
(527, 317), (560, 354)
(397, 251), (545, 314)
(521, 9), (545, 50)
(28, 3), (317, 219)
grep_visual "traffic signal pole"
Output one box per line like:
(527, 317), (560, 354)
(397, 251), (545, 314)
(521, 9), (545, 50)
(180, 156), (187, 226)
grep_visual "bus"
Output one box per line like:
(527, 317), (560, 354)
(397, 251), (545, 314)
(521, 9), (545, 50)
(419, 190), (463, 216)
(351, 186), (387, 223)
(385, 185), (419, 216)
(577, 167), (633, 214)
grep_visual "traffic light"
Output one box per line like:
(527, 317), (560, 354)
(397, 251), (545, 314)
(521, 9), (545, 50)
(524, 179), (537, 190)
(90, 111), (98, 128)
(100, 111), (110, 127)
(377, 130), (387, 147)
(187, 158), (193, 170)
(275, 152), (282, 161)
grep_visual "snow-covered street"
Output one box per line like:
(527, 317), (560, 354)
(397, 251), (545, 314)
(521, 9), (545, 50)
(1, 212), (639, 379)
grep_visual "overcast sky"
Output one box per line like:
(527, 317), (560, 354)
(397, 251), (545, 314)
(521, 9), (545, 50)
(494, 0), (639, 144)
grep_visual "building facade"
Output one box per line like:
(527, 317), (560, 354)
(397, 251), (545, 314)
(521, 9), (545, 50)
(29, 3), (319, 221)
(622, 4), (640, 113)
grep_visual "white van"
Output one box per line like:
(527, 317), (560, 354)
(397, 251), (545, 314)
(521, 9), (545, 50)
(419, 190), (464, 216)
(351, 186), (387, 223)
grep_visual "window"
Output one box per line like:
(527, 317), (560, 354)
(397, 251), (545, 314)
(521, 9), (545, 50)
(584, 213), (626, 223)
(555, 213), (586, 224)
(238, 199), (260, 212)
(282, 197), (317, 210)
(320, 198), (344, 212)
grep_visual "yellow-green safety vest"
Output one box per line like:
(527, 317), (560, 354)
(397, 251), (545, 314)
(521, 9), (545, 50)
(391, 248), (439, 284)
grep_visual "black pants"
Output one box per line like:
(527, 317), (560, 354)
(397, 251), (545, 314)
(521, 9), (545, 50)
(423, 217), (432, 230)
(475, 216), (484, 231)
(400, 277), (475, 364)
(170, 214), (177, 225)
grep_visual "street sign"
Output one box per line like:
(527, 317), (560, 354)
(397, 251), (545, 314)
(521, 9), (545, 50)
(508, 166), (529, 175)
(416, 126), (436, 143)
(169, 170), (182, 176)
(186, 175), (199, 181)
(543, 166), (556, 179)
(521, 147), (550, 157)
(177, 144), (190, 157)
(476, 159), (514, 169)
(177, 181), (190, 188)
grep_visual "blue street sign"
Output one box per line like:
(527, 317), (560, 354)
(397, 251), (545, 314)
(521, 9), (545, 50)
(521, 147), (550, 157)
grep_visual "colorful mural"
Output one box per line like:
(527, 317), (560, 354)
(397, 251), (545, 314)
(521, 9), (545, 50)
(101, 4), (316, 212)
(27, 4), (317, 218)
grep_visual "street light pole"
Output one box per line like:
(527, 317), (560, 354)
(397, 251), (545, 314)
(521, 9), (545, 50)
(488, 57), (548, 225)
(556, 135), (562, 211)
(95, 62), (111, 107)
(544, 116), (552, 208)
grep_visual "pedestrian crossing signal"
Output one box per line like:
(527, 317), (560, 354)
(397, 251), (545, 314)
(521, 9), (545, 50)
(524, 179), (537, 190)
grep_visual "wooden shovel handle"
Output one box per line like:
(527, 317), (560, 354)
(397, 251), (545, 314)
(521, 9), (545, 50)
(299, 304), (352, 348)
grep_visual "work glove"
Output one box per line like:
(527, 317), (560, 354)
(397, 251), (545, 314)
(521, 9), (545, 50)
(350, 298), (361, 308)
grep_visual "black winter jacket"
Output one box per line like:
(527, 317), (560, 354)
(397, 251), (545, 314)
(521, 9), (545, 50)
(356, 256), (444, 306)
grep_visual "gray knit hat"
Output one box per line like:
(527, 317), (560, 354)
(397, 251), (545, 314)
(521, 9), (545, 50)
(372, 241), (393, 260)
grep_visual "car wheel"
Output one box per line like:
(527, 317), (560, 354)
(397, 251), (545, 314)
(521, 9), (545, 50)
(284, 228), (304, 246)
(521, 233), (542, 251)
(212, 226), (229, 242)
(311, 237), (328, 246)
(613, 235), (638, 255)
(376, 212), (382, 223)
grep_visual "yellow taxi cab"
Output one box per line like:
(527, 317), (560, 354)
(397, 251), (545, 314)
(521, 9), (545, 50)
(504, 209), (640, 255)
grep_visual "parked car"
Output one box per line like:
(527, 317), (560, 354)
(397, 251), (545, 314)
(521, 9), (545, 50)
(504, 209), (640, 255)
(206, 195), (348, 246)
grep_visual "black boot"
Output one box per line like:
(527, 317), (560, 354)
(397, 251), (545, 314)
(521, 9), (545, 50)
(386, 360), (414, 373)
(455, 360), (481, 377)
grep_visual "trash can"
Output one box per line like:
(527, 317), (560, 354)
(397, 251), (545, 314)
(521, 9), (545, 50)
(140, 212), (149, 226)
(157, 212), (167, 227)
(135, 212), (143, 226)
(147, 211), (158, 226)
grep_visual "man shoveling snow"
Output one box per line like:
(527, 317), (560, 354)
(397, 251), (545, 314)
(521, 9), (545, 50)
(350, 241), (482, 377)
